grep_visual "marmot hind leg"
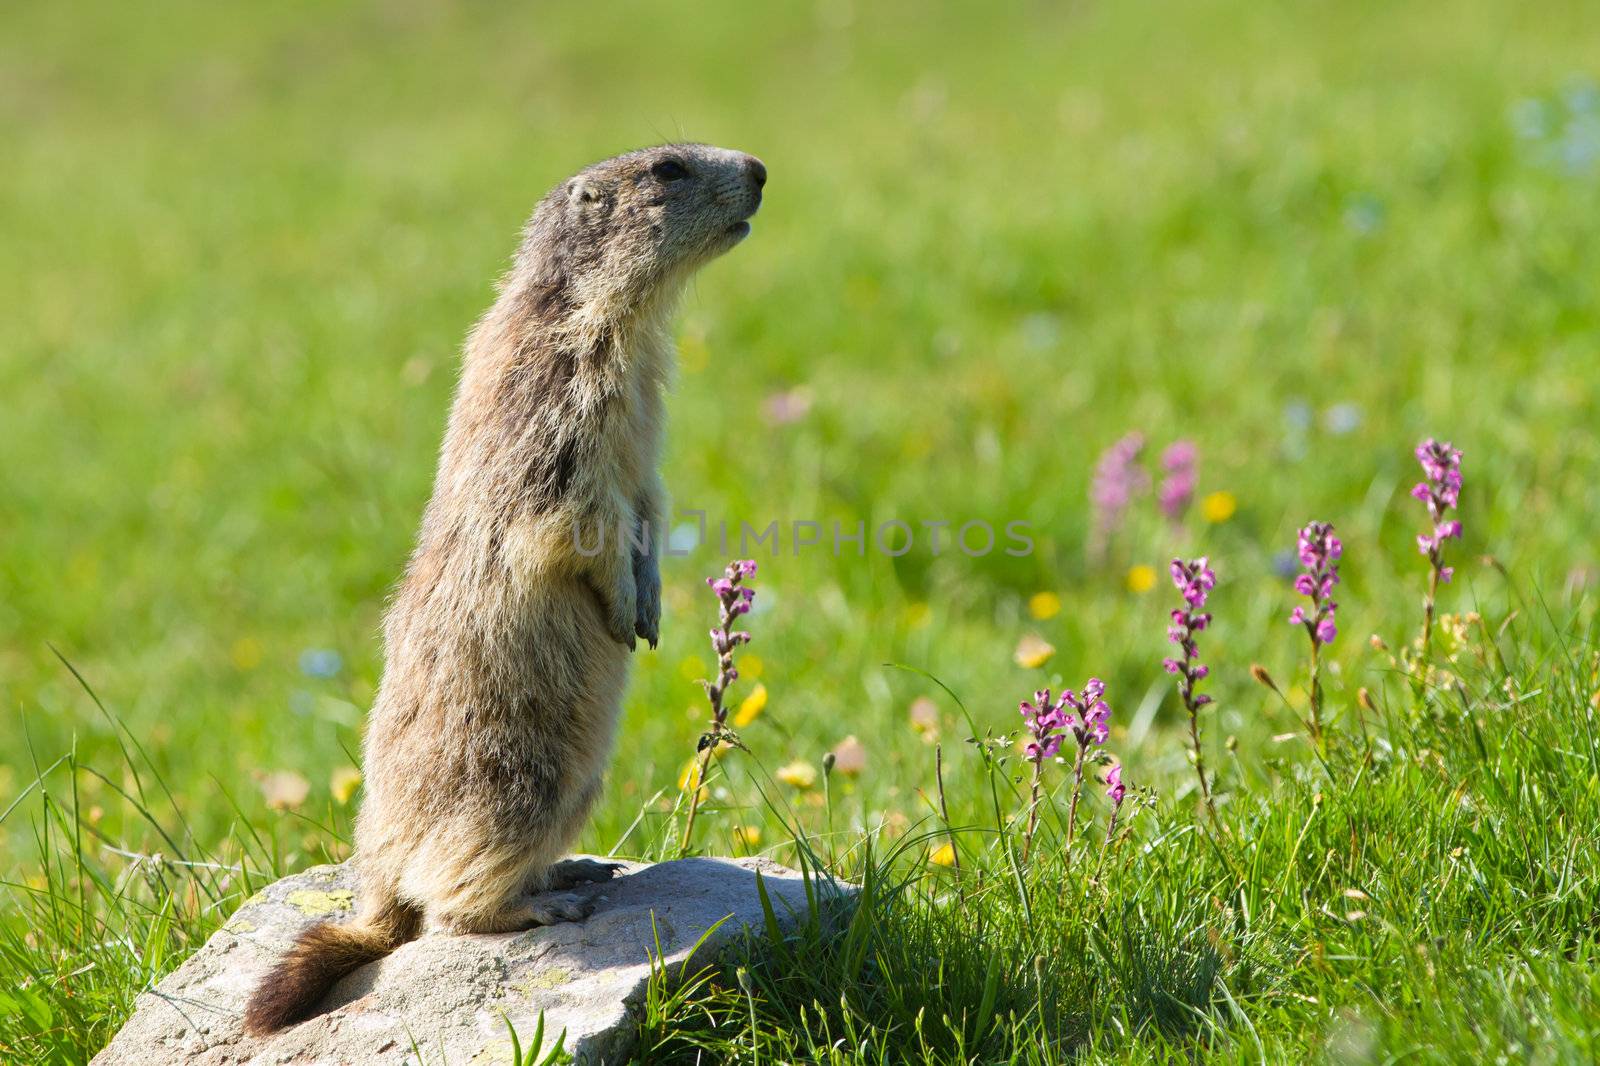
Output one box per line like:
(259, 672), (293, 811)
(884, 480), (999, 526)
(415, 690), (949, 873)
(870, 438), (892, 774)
(541, 857), (622, 891)
(416, 840), (608, 935)
(435, 891), (595, 934)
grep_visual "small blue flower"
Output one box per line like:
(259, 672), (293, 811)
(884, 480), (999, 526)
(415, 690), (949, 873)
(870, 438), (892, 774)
(1342, 195), (1385, 236)
(1020, 312), (1061, 351)
(1323, 403), (1363, 436)
(1510, 97), (1549, 140)
(668, 521), (701, 555)
(299, 648), (343, 679)
(1512, 83), (1600, 177)
(1563, 78), (1600, 116)
(1283, 399), (1313, 433)
(1557, 119), (1600, 175)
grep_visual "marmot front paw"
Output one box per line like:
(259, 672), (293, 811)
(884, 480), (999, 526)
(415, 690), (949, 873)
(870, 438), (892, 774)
(634, 558), (661, 650)
(635, 606), (659, 650)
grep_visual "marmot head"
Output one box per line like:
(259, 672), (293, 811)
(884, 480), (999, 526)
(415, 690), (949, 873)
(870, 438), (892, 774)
(515, 143), (765, 318)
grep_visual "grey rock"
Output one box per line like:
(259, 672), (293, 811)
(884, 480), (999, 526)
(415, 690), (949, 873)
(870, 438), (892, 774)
(93, 855), (840, 1065)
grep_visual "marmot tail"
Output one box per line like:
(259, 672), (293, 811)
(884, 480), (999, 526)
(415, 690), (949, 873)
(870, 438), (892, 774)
(241, 896), (418, 1035)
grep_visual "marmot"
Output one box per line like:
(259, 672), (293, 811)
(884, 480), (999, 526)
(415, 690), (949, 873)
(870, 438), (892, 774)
(243, 143), (765, 1035)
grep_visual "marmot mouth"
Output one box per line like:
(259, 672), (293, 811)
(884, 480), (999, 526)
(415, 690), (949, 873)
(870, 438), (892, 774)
(726, 220), (752, 240)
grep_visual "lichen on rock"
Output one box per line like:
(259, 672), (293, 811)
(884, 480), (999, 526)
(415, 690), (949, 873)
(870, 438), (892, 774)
(284, 887), (355, 915)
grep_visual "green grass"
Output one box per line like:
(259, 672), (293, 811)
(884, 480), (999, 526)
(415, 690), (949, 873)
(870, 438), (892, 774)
(2, 0), (1598, 1061)
(636, 623), (1600, 1064)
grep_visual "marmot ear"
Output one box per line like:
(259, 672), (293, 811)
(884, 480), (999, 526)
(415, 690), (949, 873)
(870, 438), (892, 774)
(568, 177), (599, 208)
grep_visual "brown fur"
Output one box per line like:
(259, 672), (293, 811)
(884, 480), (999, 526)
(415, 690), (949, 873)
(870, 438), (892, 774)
(242, 144), (764, 1034)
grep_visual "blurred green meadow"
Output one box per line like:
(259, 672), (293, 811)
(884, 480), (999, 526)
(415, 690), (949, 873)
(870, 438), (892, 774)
(3, 0), (1600, 1061)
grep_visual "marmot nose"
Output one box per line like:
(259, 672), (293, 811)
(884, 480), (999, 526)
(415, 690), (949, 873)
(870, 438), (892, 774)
(742, 155), (767, 189)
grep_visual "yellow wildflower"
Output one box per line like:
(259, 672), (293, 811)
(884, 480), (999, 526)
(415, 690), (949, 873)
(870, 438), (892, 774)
(1126, 565), (1156, 593)
(776, 760), (818, 789)
(329, 767), (362, 805)
(231, 637), (263, 671)
(733, 825), (762, 848)
(1013, 633), (1055, 669)
(1027, 591), (1062, 620)
(678, 741), (732, 792)
(732, 683), (768, 727)
(741, 653), (765, 680)
(930, 843), (957, 867)
(1201, 491), (1237, 523)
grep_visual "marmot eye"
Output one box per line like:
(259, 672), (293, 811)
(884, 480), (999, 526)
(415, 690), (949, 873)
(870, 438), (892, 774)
(650, 159), (690, 182)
